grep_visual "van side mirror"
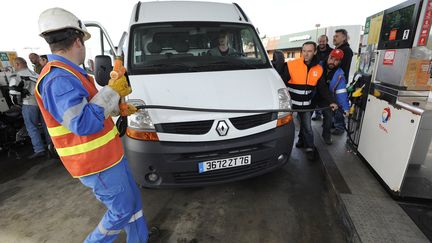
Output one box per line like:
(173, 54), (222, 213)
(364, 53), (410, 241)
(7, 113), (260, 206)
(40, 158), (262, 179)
(94, 55), (113, 86)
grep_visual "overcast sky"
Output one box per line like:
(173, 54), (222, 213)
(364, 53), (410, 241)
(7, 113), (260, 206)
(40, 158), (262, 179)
(2, 0), (404, 57)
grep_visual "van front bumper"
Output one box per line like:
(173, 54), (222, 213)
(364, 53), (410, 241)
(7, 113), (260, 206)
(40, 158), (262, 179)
(123, 122), (295, 188)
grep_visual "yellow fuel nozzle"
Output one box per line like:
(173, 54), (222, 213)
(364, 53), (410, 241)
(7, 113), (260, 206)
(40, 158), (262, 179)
(352, 88), (363, 98)
(373, 89), (381, 97)
(349, 105), (355, 115)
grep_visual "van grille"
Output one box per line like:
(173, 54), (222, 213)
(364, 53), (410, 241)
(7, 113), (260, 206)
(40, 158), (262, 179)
(230, 113), (276, 130)
(155, 120), (213, 135)
(155, 112), (276, 135)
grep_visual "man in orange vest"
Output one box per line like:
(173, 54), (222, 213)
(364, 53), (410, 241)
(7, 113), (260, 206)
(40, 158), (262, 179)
(282, 41), (338, 161)
(36, 8), (148, 242)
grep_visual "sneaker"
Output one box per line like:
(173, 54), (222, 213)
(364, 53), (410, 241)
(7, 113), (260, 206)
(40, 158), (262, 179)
(332, 128), (344, 135)
(27, 151), (46, 159)
(311, 114), (322, 121)
(323, 137), (333, 145)
(305, 148), (317, 161)
(295, 140), (305, 148)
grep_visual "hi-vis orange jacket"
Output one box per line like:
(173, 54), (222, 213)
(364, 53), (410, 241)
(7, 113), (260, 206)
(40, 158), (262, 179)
(35, 61), (124, 178)
(286, 57), (323, 108)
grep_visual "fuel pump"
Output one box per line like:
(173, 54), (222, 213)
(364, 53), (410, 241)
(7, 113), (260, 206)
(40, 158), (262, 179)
(357, 0), (432, 199)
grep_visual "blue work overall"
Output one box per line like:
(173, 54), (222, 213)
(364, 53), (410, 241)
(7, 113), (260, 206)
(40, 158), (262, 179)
(79, 158), (149, 242)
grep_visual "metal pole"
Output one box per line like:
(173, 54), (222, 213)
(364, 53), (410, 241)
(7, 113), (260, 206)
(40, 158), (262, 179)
(315, 24), (321, 42)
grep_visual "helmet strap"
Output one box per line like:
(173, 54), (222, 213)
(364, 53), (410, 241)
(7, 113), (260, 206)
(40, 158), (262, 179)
(43, 28), (83, 44)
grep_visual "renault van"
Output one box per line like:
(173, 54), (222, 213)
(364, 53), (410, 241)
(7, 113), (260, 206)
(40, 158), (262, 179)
(85, 1), (295, 188)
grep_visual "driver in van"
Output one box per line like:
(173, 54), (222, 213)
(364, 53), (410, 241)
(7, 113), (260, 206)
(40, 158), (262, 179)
(208, 30), (237, 56)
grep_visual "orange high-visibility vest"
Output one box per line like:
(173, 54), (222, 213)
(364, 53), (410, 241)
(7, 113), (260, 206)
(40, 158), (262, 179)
(287, 57), (322, 86)
(286, 57), (323, 107)
(35, 61), (124, 178)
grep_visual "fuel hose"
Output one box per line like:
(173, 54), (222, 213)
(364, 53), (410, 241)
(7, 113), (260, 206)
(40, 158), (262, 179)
(116, 105), (334, 137)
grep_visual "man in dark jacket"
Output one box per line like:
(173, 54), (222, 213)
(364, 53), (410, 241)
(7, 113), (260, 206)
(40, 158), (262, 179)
(317, 35), (333, 62)
(281, 41), (338, 161)
(332, 29), (353, 135)
(333, 29), (353, 81)
(312, 35), (333, 121)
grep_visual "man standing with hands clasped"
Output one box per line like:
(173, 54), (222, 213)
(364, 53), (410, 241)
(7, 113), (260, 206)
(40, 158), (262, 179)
(35, 7), (149, 242)
(315, 49), (350, 145)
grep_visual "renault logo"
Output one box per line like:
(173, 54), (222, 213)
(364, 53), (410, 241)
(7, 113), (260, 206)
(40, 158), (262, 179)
(216, 120), (229, 136)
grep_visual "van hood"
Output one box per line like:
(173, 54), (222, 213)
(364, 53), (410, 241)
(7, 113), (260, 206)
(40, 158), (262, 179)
(128, 69), (286, 124)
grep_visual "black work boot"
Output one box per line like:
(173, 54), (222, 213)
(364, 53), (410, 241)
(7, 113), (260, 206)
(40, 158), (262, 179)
(322, 136), (333, 145)
(305, 148), (317, 161)
(295, 140), (305, 148)
(27, 151), (46, 159)
(332, 128), (344, 135)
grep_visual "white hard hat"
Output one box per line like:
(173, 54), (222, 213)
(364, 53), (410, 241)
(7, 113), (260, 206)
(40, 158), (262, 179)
(38, 8), (91, 42)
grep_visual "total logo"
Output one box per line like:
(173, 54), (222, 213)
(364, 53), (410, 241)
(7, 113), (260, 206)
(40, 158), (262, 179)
(381, 107), (391, 123)
(379, 107), (391, 134)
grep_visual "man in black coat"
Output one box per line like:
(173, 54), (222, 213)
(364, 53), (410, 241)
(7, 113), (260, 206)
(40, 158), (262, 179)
(332, 29), (353, 135)
(333, 29), (353, 82)
(312, 35), (333, 121)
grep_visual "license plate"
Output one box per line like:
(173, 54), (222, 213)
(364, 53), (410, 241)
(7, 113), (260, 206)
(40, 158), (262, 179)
(198, 155), (251, 173)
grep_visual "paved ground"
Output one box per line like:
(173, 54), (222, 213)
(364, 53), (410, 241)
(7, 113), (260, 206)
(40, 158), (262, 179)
(0, 141), (347, 243)
(313, 124), (430, 243)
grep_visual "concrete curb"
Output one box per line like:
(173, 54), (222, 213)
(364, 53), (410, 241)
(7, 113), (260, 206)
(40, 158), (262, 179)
(314, 130), (362, 243)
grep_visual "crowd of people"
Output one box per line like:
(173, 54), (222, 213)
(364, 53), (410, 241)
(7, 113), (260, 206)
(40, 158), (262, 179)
(272, 29), (353, 161)
(8, 52), (52, 159)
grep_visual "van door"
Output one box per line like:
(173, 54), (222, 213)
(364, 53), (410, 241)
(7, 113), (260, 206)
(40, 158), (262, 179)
(82, 22), (127, 87)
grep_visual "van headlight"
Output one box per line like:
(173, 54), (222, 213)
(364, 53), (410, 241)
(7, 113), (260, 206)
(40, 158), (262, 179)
(278, 88), (292, 118)
(127, 99), (155, 131)
(126, 99), (159, 141)
(276, 88), (293, 127)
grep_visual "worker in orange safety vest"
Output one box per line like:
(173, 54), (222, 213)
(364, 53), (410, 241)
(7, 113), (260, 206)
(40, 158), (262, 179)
(35, 7), (148, 242)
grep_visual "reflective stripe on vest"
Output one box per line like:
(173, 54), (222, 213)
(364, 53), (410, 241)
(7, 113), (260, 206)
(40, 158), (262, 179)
(56, 126), (119, 156)
(287, 87), (313, 95)
(35, 61), (124, 178)
(287, 58), (322, 87)
(291, 100), (311, 106)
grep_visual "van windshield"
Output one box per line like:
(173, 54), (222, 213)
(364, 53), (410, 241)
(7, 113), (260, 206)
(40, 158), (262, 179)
(128, 22), (271, 75)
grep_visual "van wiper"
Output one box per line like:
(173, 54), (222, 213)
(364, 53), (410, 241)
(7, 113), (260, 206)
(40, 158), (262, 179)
(192, 61), (234, 68)
(144, 63), (189, 68)
(191, 61), (260, 70)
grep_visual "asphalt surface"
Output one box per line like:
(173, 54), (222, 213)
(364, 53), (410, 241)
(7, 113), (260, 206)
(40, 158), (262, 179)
(0, 143), (347, 243)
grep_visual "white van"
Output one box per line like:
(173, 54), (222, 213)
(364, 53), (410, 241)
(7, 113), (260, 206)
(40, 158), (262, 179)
(84, 1), (295, 188)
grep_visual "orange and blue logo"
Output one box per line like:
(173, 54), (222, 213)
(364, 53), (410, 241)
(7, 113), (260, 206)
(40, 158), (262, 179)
(382, 107), (391, 123)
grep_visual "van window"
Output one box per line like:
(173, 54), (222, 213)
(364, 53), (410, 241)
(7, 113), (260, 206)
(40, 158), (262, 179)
(128, 22), (271, 75)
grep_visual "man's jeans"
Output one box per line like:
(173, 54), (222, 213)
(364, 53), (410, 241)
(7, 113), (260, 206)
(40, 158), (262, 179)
(22, 105), (51, 153)
(334, 109), (346, 131)
(297, 111), (314, 148)
(322, 108), (333, 139)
